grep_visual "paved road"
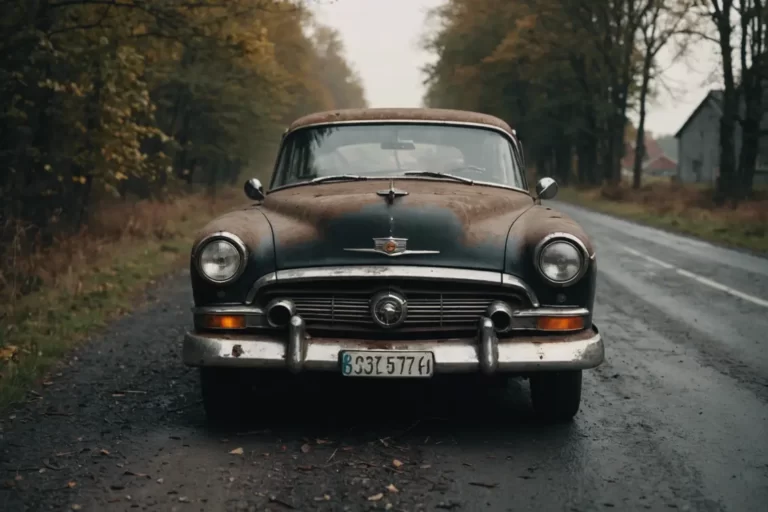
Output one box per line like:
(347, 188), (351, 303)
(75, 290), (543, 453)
(1, 201), (767, 512)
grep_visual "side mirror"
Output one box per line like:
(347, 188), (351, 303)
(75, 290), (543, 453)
(535, 177), (558, 200)
(244, 178), (265, 201)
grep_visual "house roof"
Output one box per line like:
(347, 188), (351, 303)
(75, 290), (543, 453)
(287, 108), (516, 136)
(674, 90), (724, 138)
(621, 132), (665, 169)
(643, 154), (677, 172)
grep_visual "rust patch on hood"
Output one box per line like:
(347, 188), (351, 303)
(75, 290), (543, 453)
(510, 205), (594, 255)
(288, 108), (515, 136)
(192, 207), (273, 250)
(260, 180), (533, 247)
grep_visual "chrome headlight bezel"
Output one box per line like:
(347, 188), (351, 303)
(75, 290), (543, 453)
(193, 231), (248, 285)
(533, 232), (590, 286)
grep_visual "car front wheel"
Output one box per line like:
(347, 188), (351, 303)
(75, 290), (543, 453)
(529, 370), (583, 422)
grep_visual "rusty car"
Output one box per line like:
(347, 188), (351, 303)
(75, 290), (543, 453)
(183, 108), (604, 423)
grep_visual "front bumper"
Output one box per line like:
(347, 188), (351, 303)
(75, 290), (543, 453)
(182, 317), (604, 374)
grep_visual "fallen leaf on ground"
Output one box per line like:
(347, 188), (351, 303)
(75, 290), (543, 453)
(229, 447), (244, 455)
(178, 496), (190, 502)
(367, 493), (384, 501)
(156, 478), (164, 484)
(392, 459), (403, 468)
(300, 443), (311, 453)
(67, 481), (77, 488)
(420, 464), (432, 469)
(100, 449), (110, 456)
(386, 483), (399, 493)
(124, 471), (148, 478)
(314, 494), (331, 501)
(71, 505), (82, 511)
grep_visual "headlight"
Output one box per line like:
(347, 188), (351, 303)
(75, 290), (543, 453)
(535, 237), (586, 285)
(196, 234), (246, 283)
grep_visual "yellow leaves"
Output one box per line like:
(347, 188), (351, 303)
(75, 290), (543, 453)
(0, 345), (19, 362)
(72, 176), (88, 185)
(115, 172), (128, 181)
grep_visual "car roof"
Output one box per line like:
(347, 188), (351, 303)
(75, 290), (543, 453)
(286, 108), (516, 137)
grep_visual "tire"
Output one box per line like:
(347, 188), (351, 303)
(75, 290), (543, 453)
(199, 367), (249, 426)
(529, 370), (583, 422)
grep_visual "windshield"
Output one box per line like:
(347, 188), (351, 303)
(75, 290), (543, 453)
(271, 123), (526, 189)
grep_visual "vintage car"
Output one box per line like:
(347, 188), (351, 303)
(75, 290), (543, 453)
(183, 108), (603, 423)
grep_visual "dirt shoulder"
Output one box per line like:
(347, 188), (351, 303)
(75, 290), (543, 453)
(0, 190), (246, 410)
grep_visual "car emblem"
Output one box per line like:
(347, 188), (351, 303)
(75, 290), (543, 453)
(370, 290), (407, 328)
(344, 237), (440, 257)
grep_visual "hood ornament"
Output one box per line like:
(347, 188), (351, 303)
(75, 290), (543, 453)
(376, 179), (408, 205)
(344, 237), (440, 257)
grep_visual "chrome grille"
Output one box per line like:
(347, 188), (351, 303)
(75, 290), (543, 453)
(258, 284), (525, 332)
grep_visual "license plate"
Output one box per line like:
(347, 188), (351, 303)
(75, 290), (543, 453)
(340, 351), (434, 378)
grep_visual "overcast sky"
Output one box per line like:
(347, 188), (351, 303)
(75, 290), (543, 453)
(311, 0), (722, 138)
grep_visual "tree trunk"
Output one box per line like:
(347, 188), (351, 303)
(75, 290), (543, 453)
(737, 116), (760, 200)
(736, 69), (763, 201)
(633, 50), (653, 190)
(714, 7), (738, 205)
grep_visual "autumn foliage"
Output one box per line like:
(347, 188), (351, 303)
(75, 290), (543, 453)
(421, 0), (688, 187)
(0, 0), (366, 299)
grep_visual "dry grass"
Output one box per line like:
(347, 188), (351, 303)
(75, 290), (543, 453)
(0, 188), (246, 409)
(558, 181), (768, 253)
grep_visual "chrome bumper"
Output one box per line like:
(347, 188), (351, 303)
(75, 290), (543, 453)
(182, 317), (604, 374)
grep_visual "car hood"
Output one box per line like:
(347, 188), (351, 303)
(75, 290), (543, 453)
(259, 180), (534, 272)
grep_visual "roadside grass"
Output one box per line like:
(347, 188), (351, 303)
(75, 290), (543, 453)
(556, 182), (768, 254)
(0, 189), (246, 411)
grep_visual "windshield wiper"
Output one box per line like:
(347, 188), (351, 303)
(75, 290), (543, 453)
(310, 174), (370, 184)
(402, 170), (474, 184)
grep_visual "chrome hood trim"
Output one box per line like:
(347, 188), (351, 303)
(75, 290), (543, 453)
(245, 265), (539, 307)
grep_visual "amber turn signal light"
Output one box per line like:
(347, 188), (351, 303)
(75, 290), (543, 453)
(537, 316), (584, 331)
(200, 314), (246, 330)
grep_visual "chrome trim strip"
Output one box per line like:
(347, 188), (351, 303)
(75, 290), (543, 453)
(191, 231), (249, 286)
(192, 306), (265, 315)
(532, 232), (591, 287)
(343, 249), (441, 256)
(182, 325), (604, 372)
(513, 307), (589, 317)
(245, 265), (540, 307)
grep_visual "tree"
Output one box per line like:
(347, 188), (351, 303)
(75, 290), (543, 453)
(632, 0), (693, 189)
(0, 0), (365, 243)
(421, 0), (654, 186)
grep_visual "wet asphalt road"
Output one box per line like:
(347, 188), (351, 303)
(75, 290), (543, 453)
(1, 201), (768, 512)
